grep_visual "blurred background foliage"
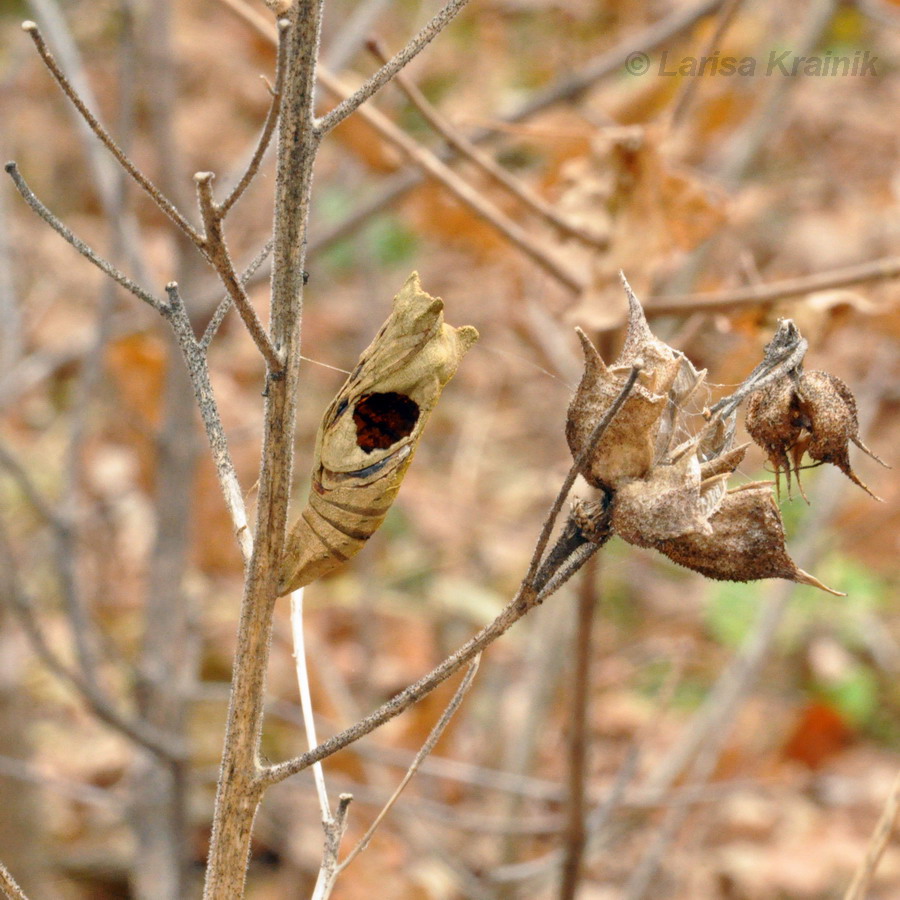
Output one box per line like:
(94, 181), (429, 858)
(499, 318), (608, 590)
(0, 0), (898, 897)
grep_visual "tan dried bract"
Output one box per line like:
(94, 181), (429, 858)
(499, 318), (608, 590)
(746, 369), (887, 501)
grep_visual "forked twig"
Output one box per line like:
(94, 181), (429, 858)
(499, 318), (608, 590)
(21, 21), (203, 248)
(315, 0), (471, 136)
(334, 657), (481, 876)
(195, 173), (282, 370)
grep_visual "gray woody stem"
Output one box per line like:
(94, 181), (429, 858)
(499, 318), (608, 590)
(202, 2), (325, 894)
(315, 0), (471, 135)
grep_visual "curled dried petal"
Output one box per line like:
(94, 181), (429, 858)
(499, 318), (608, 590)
(653, 487), (843, 595)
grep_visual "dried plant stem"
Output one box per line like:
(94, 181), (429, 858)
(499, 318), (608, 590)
(315, 0), (471, 135)
(316, 67), (585, 293)
(163, 284), (253, 563)
(203, 0), (325, 891)
(333, 658), (481, 877)
(844, 768), (900, 900)
(367, 38), (602, 248)
(21, 21), (203, 247)
(0, 860), (29, 900)
(289, 587), (331, 821)
(559, 556), (598, 900)
(648, 254), (900, 314)
(219, 22), (288, 218)
(195, 173), (281, 371)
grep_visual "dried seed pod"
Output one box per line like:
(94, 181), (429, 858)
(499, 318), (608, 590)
(745, 375), (804, 496)
(795, 371), (886, 500)
(279, 273), (478, 593)
(565, 276), (704, 489)
(654, 486), (843, 595)
(745, 370), (886, 500)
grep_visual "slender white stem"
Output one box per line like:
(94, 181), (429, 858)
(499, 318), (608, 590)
(290, 587), (332, 824)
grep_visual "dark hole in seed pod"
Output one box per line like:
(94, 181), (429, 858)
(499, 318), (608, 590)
(353, 392), (420, 452)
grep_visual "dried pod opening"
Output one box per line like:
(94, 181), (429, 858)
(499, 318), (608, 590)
(353, 392), (421, 452)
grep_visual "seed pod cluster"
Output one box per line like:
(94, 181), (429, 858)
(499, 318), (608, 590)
(565, 278), (881, 594)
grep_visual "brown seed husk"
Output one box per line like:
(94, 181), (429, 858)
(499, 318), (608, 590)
(798, 371), (884, 499)
(565, 278), (704, 489)
(653, 487), (843, 594)
(745, 370), (885, 500)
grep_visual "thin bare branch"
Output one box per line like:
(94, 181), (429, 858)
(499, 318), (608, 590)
(218, 20), (289, 218)
(194, 173), (282, 370)
(844, 768), (900, 900)
(4, 162), (164, 312)
(315, 0), (471, 136)
(290, 587), (331, 822)
(648, 254), (900, 315)
(367, 37), (603, 248)
(335, 657), (481, 876)
(559, 558), (597, 900)
(0, 859), (30, 900)
(20, 20), (204, 247)
(204, 0), (324, 891)
(199, 239), (274, 349)
(163, 284), (253, 563)
(316, 67), (586, 293)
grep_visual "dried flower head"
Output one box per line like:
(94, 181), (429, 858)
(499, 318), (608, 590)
(746, 369), (887, 501)
(560, 275), (874, 596)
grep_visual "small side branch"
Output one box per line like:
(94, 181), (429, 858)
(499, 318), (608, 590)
(194, 174), (282, 371)
(218, 20), (290, 218)
(5, 163), (164, 312)
(647, 254), (900, 315)
(21, 21), (203, 248)
(315, 0), (471, 136)
(335, 657), (481, 876)
(163, 284), (253, 563)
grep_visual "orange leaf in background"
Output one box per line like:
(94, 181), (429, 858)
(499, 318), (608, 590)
(104, 332), (168, 428)
(781, 702), (854, 770)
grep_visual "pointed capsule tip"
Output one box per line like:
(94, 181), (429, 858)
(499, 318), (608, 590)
(795, 568), (846, 596)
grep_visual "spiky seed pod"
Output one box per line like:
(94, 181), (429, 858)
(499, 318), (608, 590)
(655, 487), (843, 594)
(279, 273), (478, 594)
(745, 370), (887, 500)
(745, 374), (804, 495)
(796, 371), (886, 500)
(565, 276), (705, 489)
